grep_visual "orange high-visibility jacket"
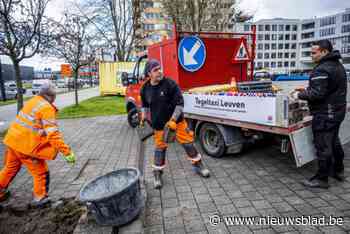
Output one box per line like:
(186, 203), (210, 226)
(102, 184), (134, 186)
(4, 95), (71, 160)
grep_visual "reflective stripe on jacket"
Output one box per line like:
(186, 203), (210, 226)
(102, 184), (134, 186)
(3, 95), (71, 160)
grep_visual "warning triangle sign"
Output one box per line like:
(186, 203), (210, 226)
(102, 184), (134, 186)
(232, 40), (250, 63)
(235, 41), (249, 60)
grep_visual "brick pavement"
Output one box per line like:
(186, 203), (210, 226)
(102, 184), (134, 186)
(1, 116), (350, 233)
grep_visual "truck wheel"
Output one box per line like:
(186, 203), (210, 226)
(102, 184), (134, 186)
(199, 123), (226, 158)
(127, 108), (139, 128)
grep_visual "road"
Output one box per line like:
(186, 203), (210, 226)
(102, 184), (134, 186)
(0, 87), (99, 132)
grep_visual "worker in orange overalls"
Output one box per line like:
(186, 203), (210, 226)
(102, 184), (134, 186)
(140, 59), (210, 189)
(0, 83), (76, 207)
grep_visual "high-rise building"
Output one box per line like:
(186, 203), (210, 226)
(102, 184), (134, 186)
(138, 0), (235, 52)
(234, 8), (350, 73)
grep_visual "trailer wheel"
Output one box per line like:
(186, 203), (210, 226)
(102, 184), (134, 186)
(199, 123), (226, 158)
(127, 108), (139, 128)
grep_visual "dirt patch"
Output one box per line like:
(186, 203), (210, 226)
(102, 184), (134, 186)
(0, 198), (85, 234)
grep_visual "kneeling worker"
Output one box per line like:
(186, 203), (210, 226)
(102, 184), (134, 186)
(140, 59), (210, 189)
(0, 83), (76, 206)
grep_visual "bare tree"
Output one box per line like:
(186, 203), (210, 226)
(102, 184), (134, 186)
(75, 0), (142, 62)
(161, 0), (252, 32)
(46, 13), (95, 106)
(0, 0), (50, 110)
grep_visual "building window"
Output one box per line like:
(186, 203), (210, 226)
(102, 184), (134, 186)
(291, 61), (296, 67)
(278, 53), (283, 58)
(271, 53), (276, 58)
(143, 1), (154, 8)
(264, 62), (269, 68)
(278, 34), (283, 40)
(143, 24), (155, 30)
(320, 27), (335, 37)
(285, 25), (290, 31)
(291, 43), (297, 49)
(292, 34), (297, 40)
(278, 44), (283, 49)
(257, 62), (263, 68)
(271, 43), (277, 50)
(279, 24), (284, 31)
(291, 52), (296, 58)
(343, 14), (350, 23)
(271, 62), (276, 68)
(258, 44), (263, 50)
(272, 34), (277, 40)
(302, 51), (311, 57)
(284, 61), (289, 67)
(264, 44), (270, 50)
(258, 25), (264, 31)
(301, 42), (312, 48)
(285, 34), (290, 40)
(265, 34), (270, 40)
(292, 25), (298, 31)
(278, 62), (283, 67)
(284, 52), (289, 58)
(258, 34), (264, 40)
(301, 32), (314, 39)
(272, 24), (277, 31)
(244, 24), (251, 31)
(265, 25), (270, 31)
(264, 53), (269, 59)
(285, 43), (290, 49)
(342, 24), (350, 33)
(302, 22), (315, 30)
(257, 53), (263, 59)
(320, 16), (336, 27)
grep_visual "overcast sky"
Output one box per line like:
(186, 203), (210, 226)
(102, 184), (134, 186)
(6, 0), (349, 70)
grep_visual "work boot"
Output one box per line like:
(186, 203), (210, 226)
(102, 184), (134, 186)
(153, 170), (163, 189)
(192, 161), (210, 178)
(332, 170), (345, 182)
(30, 196), (51, 208)
(301, 175), (329, 189)
(0, 189), (10, 203)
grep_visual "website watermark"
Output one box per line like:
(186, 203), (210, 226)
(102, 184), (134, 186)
(209, 214), (344, 226)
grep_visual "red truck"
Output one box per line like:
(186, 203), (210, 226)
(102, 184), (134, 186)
(121, 27), (350, 167)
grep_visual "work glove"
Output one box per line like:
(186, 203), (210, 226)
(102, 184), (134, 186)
(64, 152), (76, 164)
(289, 91), (300, 101)
(165, 118), (177, 130)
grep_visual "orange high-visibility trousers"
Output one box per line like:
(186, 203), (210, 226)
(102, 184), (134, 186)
(0, 147), (49, 200)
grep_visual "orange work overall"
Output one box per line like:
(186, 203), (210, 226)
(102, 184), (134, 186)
(0, 95), (71, 199)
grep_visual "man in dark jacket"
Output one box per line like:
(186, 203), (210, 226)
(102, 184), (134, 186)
(140, 59), (210, 189)
(291, 39), (347, 188)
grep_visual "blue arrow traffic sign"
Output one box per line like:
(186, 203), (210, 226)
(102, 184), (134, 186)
(178, 36), (206, 72)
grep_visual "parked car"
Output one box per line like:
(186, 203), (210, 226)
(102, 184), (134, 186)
(4, 81), (26, 96)
(0, 89), (17, 101)
(32, 79), (49, 95)
(56, 79), (67, 88)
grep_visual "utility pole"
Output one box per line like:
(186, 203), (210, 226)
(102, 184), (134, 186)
(0, 57), (6, 101)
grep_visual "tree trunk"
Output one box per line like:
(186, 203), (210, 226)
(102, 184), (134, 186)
(13, 61), (23, 112)
(74, 70), (79, 106)
(0, 58), (6, 102)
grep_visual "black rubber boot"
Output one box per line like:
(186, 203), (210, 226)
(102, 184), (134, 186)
(153, 170), (163, 189)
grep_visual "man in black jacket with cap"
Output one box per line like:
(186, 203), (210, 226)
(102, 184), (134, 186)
(291, 39), (347, 188)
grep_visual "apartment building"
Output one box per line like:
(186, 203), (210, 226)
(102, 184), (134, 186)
(234, 8), (350, 72)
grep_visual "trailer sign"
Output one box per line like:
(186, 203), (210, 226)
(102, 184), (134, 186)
(184, 94), (277, 126)
(178, 36), (206, 72)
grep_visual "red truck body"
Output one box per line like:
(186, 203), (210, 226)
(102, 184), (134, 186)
(124, 27), (256, 126)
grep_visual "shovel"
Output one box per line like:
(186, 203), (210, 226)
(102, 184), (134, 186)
(136, 121), (154, 179)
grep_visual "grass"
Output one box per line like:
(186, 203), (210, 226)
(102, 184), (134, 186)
(58, 95), (127, 119)
(0, 97), (31, 107)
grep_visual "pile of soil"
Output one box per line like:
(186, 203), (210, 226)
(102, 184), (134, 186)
(0, 198), (85, 234)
